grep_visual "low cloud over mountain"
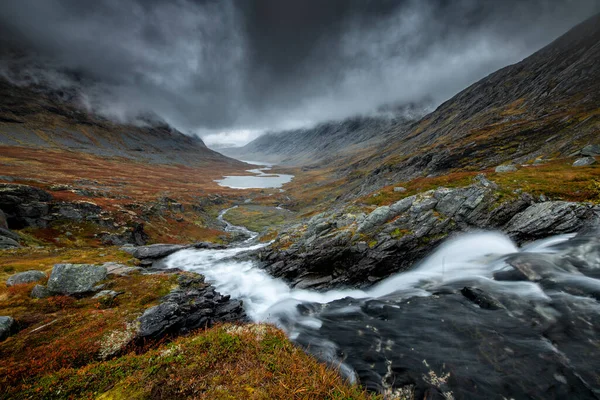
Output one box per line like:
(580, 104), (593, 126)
(0, 0), (598, 145)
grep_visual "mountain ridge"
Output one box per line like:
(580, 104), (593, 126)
(0, 78), (245, 167)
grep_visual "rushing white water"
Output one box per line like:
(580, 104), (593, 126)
(215, 160), (294, 189)
(165, 227), (576, 324)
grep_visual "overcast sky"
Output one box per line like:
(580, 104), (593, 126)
(0, 0), (598, 147)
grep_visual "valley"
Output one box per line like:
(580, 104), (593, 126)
(1, 6), (599, 400)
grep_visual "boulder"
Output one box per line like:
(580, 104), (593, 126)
(30, 285), (51, 299)
(137, 274), (246, 340)
(47, 264), (108, 295)
(0, 236), (20, 249)
(124, 244), (186, 260)
(6, 270), (46, 287)
(103, 262), (143, 276)
(393, 187), (407, 193)
(573, 157), (596, 167)
(0, 316), (15, 341)
(495, 165), (518, 173)
(581, 144), (600, 157)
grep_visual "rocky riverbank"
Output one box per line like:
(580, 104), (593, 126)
(258, 175), (600, 289)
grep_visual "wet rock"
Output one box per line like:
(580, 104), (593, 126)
(137, 274), (246, 340)
(30, 285), (51, 299)
(47, 264), (108, 295)
(293, 275), (333, 289)
(6, 270), (46, 287)
(505, 202), (596, 243)
(460, 287), (503, 310)
(0, 316), (16, 341)
(191, 242), (227, 250)
(495, 164), (518, 173)
(573, 157), (596, 167)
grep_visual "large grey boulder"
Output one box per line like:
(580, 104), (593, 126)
(124, 244), (186, 260)
(0, 316), (15, 341)
(495, 165), (518, 173)
(573, 157), (596, 167)
(47, 264), (108, 295)
(581, 144), (600, 157)
(6, 270), (46, 287)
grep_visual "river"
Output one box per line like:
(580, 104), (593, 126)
(165, 211), (600, 399)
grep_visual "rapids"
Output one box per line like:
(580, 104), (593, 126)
(165, 215), (600, 399)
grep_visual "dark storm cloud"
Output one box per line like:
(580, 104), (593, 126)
(0, 0), (598, 146)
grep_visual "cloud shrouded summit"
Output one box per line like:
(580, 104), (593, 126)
(0, 0), (598, 146)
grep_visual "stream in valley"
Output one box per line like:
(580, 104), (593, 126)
(165, 210), (600, 399)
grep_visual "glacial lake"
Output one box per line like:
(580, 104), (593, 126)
(215, 161), (294, 189)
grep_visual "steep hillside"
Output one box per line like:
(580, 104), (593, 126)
(345, 13), (600, 189)
(0, 79), (244, 167)
(220, 113), (418, 166)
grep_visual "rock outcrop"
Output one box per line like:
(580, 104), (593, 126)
(137, 274), (246, 340)
(0, 183), (149, 246)
(259, 179), (600, 289)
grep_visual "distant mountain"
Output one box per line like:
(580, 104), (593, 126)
(0, 76), (243, 167)
(220, 102), (429, 166)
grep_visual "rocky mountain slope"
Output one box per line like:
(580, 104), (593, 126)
(220, 112), (419, 166)
(343, 12), (600, 191)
